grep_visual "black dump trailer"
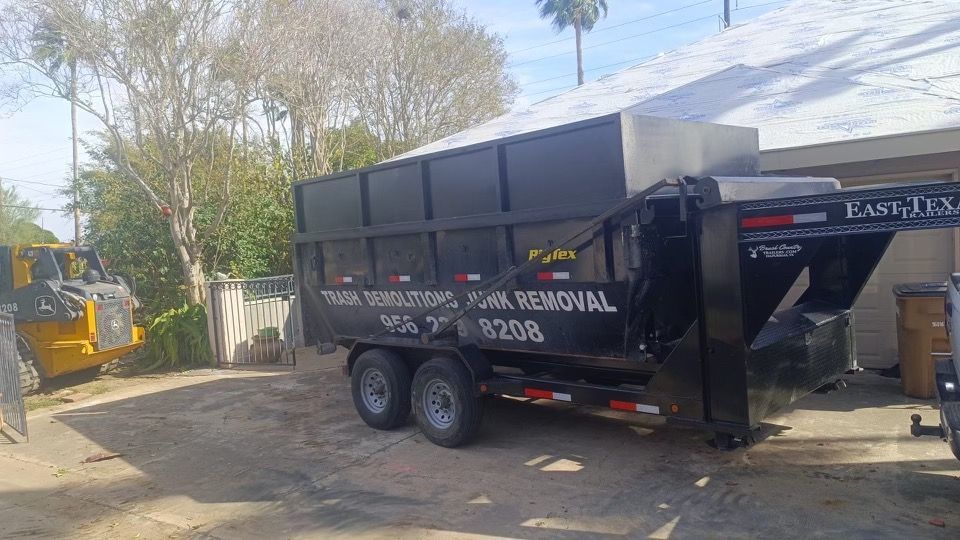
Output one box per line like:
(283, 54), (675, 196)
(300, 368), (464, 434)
(293, 113), (960, 448)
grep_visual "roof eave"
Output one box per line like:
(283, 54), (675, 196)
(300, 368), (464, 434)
(760, 126), (960, 171)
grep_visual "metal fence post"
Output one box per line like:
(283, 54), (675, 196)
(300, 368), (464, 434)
(0, 312), (28, 439)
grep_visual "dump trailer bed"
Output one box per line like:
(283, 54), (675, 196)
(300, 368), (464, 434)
(292, 114), (960, 447)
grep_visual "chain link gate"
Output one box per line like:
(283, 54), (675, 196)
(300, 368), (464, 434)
(0, 312), (27, 439)
(207, 276), (299, 367)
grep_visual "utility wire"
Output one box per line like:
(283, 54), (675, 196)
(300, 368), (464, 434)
(1, 155), (71, 174)
(521, 84), (577, 99)
(516, 0), (798, 92)
(0, 176), (69, 188)
(732, 0), (791, 13)
(509, 13), (718, 68)
(0, 146), (69, 166)
(520, 53), (661, 89)
(7, 168), (68, 181)
(10, 183), (63, 196)
(517, 4), (956, 97)
(0, 203), (63, 212)
(509, 0), (713, 55)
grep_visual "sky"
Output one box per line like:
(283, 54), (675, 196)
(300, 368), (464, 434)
(0, 0), (787, 242)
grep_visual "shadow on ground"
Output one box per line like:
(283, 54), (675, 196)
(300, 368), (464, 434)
(3, 367), (959, 539)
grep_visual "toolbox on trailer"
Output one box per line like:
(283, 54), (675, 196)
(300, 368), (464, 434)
(293, 113), (960, 448)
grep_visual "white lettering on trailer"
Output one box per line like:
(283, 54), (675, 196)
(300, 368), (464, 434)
(845, 195), (960, 219)
(747, 244), (802, 259)
(425, 315), (469, 337)
(379, 314), (419, 334)
(466, 291), (516, 310)
(511, 290), (617, 313)
(361, 290), (459, 309)
(477, 318), (545, 342)
(319, 290), (362, 306)
(321, 288), (618, 313)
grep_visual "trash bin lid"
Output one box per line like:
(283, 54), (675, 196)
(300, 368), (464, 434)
(893, 282), (948, 297)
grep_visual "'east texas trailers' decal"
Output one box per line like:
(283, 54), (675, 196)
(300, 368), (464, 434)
(737, 183), (960, 242)
(316, 285), (624, 354)
(844, 194), (960, 219)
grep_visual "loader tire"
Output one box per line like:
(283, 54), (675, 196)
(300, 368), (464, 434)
(15, 335), (41, 396)
(99, 359), (120, 374)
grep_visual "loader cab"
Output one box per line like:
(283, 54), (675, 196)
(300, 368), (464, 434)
(47, 246), (111, 285)
(1, 242), (146, 387)
(15, 244), (121, 293)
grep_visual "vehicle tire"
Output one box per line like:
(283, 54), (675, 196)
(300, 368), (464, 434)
(351, 349), (411, 430)
(99, 359), (120, 374)
(411, 357), (483, 448)
(17, 353), (40, 395)
(15, 334), (41, 395)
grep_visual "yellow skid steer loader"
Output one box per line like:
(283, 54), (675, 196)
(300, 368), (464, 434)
(0, 244), (145, 393)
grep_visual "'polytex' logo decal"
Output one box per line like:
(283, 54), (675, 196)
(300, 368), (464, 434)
(528, 249), (577, 263)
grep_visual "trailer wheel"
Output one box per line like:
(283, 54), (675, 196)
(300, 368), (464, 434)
(411, 358), (483, 448)
(351, 349), (411, 430)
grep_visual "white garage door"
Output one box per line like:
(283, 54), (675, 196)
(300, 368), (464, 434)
(844, 175), (956, 369)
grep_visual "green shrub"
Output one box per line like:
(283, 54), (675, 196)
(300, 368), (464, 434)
(142, 304), (213, 371)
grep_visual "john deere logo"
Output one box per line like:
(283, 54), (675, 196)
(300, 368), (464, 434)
(528, 248), (577, 263)
(111, 319), (120, 331)
(35, 296), (56, 316)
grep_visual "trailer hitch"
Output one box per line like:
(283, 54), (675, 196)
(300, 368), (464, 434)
(910, 414), (944, 438)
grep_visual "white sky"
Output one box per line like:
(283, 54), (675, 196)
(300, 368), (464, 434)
(0, 0), (786, 241)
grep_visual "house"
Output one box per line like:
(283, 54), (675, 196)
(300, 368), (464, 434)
(398, 0), (960, 369)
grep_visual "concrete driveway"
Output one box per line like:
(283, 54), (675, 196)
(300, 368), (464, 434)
(2, 351), (959, 539)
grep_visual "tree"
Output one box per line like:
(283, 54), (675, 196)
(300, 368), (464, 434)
(1, 0), (517, 310)
(0, 0), (269, 304)
(353, 0), (517, 158)
(0, 184), (59, 245)
(536, 0), (609, 86)
(258, 0), (373, 178)
(77, 134), (295, 317)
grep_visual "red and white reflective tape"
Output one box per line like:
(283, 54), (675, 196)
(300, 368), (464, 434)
(334, 276), (354, 284)
(536, 271), (571, 281)
(454, 273), (481, 282)
(609, 400), (660, 415)
(524, 388), (572, 402)
(388, 275), (411, 283)
(741, 211), (827, 229)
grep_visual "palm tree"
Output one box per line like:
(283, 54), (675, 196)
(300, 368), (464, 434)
(536, 0), (609, 86)
(30, 19), (81, 245)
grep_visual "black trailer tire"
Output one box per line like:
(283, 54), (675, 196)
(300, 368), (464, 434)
(411, 357), (483, 448)
(351, 349), (411, 430)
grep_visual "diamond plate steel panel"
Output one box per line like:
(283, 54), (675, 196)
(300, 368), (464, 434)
(96, 299), (133, 350)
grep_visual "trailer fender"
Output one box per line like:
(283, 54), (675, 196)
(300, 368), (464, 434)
(346, 340), (493, 388)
